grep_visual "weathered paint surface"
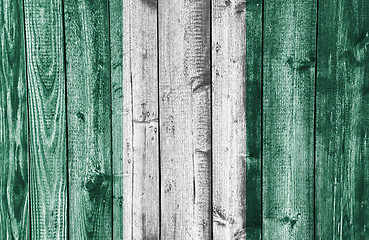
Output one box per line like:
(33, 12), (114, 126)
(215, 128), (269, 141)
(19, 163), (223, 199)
(3, 1), (369, 239)
(23, 0), (68, 238)
(0, 0), (29, 239)
(212, 0), (261, 239)
(263, 0), (317, 239)
(113, 0), (160, 238)
(316, 0), (369, 239)
(64, 0), (112, 238)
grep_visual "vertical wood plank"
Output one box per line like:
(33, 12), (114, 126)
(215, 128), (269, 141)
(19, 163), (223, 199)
(316, 0), (369, 239)
(129, 0), (160, 239)
(263, 0), (316, 239)
(0, 0), (29, 239)
(23, 0), (67, 238)
(109, 0), (128, 238)
(159, 0), (212, 238)
(63, 0), (112, 238)
(110, 0), (160, 237)
(245, 0), (262, 238)
(212, 0), (262, 238)
(114, 0), (134, 237)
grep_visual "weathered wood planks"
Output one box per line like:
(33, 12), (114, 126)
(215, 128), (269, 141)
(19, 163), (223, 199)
(109, 0), (126, 238)
(23, 0), (68, 238)
(63, 0), (112, 238)
(3, 0), (369, 239)
(212, 0), (261, 239)
(0, 0), (29, 239)
(158, 0), (212, 238)
(315, 0), (369, 239)
(263, 0), (317, 239)
(112, 0), (160, 238)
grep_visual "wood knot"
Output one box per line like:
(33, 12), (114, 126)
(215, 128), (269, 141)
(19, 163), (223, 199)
(76, 111), (85, 122)
(235, 2), (246, 14)
(85, 172), (111, 201)
(287, 55), (315, 70)
(190, 72), (211, 93)
(279, 213), (301, 230)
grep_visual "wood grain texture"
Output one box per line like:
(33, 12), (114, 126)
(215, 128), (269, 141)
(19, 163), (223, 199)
(116, 0), (134, 237)
(23, 0), (67, 238)
(63, 0), (112, 238)
(0, 0), (29, 239)
(212, 0), (262, 239)
(111, 0), (160, 238)
(109, 0), (127, 238)
(315, 0), (369, 239)
(262, 0), (316, 239)
(159, 0), (212, 238)
(245, 0), (262, 238)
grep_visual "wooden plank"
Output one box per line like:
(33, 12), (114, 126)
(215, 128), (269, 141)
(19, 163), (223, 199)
(262, 0), (317, 239)
(158, 0), (212, 238)
(23, 0), (67, 238)
(212, 0), (262, 239)
(109, 0), (129, 238)
(129, 0), (160, 239)
(212, 0), (262, 238)
(63, 0), (112, 238)
(315, 0), (369, 239)
(244, 1), (262, 238)
(113, 0), (135, 237)
(0, 0), (29, 239)
(110, 0), (160, 238)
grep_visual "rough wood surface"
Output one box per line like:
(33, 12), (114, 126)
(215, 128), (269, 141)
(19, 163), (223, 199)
(212, 0), (262, 238)
(63, 0), (112, 238)
(111, 0), (160, 238)
(117, 0), (134, 237)
(315, 0), (369, 239)
(245, 0), (262, 238)
(109, 0), (126, 238)
(23, 0), (67, 238)
(0, 0), (29, 239)
(129, 0), (160, 239)
(262, 0), (317, 239)
(158, 0), (212, 238)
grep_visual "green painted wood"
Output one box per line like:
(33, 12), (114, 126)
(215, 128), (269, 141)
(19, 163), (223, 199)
(0, 0), (29, 239)
(109, 0), (126, 238)
(110, 0), (160, 237)
(63, 0), (112, 238)
(245, 0), (262, 238)
(262, 0), (317, 239)
(315, 0), (369, 239)
(23, 0), (67, 238)
(159, 0), (212, 238)
(212, 0), (261, 238)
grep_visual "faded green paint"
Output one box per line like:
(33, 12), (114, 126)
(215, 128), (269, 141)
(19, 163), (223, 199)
(316, 0), (369, 239)
(263, 0), (316, 239)
(0, 0), (29, 239)
(23, 0), (68, 238)
(2, 0), (369, 239)
(63, 0), (112, 238)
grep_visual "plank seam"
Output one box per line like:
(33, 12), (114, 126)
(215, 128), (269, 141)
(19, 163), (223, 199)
(21, 0), (32, 238)
(209, 0), (213, 238)
(60, 0), (70, 238)
(107, 0), (114, 238)
(129, 7), (135, 238)
(313, 0), (319, 239)
(156, 0), (162, 237)
(260, 0), (265, 239)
